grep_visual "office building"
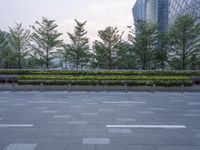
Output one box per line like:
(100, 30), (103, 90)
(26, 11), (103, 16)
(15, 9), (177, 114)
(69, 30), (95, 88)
(169, 0), (200, 25)
(132, 0), (169, 32)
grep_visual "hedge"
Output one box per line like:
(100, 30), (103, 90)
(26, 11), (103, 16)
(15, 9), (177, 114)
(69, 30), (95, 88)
(17, 80), (193, 87)
(17, 75), (191, 81)
(1, 69), (200, 76)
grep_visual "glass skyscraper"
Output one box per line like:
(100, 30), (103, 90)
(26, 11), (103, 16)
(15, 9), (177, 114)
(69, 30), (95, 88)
(132, 0), (169, 32)
(169, 0), (200, 25)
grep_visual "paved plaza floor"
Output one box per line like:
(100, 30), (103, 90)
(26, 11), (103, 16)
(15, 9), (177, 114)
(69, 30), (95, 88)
(0, 91), (200, 150)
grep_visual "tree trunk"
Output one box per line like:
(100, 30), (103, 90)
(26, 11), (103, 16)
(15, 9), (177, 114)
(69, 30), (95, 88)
(46, 48), (49, 70)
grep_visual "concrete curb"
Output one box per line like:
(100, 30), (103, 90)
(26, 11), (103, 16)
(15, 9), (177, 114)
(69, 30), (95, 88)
(0, 84), (200, 92)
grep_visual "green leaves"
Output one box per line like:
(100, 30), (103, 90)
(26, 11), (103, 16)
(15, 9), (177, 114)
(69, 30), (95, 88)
(31, 17), (63, 69)
(9, 23), (30, 69)
(168, 15), (200, 70)
(92, 26), (124, 69)
(61, 19), (90, 69)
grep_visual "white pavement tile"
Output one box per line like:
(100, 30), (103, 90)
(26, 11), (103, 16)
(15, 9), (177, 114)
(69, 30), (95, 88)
(82, 138), (110, 144)
(138, 111), (155, 114)
(42, 110), (58, 114)
(0, 124), (34, 128)
(182, 114), (200, 117)
(106, 125), (186, 129)
(53, 115), (71, 118)
(3, 144), (37, 150)
(108, 129), (132, 134)
(102, 101), (145, 104)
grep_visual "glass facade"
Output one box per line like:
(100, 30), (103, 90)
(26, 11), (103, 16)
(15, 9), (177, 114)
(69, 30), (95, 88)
(169, 0), (200, 25)
(133, 0), (169, 32)
(132, 0), (146, 22)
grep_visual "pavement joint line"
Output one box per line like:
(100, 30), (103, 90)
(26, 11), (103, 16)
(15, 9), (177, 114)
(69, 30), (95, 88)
(0, 124), (34, 128)
(27, 101), (68, 104)
(106, 125), (186, 129)
(102, 101), (145, 104)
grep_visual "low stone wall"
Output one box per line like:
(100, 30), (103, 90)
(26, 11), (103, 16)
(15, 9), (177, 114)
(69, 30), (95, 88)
(0, 84), (200, 92)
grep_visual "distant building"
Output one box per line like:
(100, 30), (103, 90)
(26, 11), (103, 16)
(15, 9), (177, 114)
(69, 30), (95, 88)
(169, 0), (200, 25)
(132, 0), (169, 32)
(132, 0), (146, 23)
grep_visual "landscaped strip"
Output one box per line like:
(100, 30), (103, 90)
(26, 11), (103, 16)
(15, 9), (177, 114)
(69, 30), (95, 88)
(1, 69), (200, 76)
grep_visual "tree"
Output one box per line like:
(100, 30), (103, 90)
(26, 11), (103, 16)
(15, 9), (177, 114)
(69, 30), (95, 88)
(0, 31), (16, 69)
(154, 32), (169, 69)
(115, 41), (136, 69)
(9, 23), (30, 69)
(31, 17), (63, 69)
(62, 19), (90, 69)
(168, 15), (200, 70)
(92, 26), (123, 69)
(131, 21), (157, 70)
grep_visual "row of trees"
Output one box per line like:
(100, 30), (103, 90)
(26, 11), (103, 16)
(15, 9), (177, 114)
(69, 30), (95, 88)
(0, 15), (200, 70)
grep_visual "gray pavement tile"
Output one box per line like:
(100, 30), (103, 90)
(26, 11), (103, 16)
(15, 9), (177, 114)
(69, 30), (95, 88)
(156, 145), (200, 150)
(35, 143), (66, 150)
(182, 114), (200, 117)
(126, 145), (157, 150)
(67, 121), (88, 125)
(82, 138), (110, 144)
(65, 144), (95, 150)
(96, 145), (126, 150)
(117, 118), (136, 122)
(3, 143), (37, 150)
(98, 109), (114, 112)
(138, 111), (155, 114)
(108, 129), (132, 134)
(81, 113), (98, 116)
(42, 110), (58, 114)
(53, 115), (71, 118)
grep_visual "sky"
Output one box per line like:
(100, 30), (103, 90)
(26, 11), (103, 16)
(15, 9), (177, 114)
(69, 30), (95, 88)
(0, 0), (136, 42)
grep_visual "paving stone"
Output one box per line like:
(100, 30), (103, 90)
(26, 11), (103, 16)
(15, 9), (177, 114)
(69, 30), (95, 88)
(108, 129), (132, 134)
(82, 138), (110, 144)
(67, 121), (87, 125)
(53, 115), (71, 118)
(98, 109), (114, 112)
(117, 118), (136, 122)
(138, 111), (155, 114)
(81, 113), (98, 116)
(3, 143), (37, 150)
(42, 111), (58, 114)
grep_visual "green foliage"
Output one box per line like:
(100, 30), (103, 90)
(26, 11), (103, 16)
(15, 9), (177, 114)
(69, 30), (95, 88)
(17, 80), (192, 87)
(9, 23), (30, 69)
(31, 17), (63, 69)
(92, 27), (123, 69)
(17, 75), (191, 81)
(132, 21), (157, 70)
(61, 19), (90, 69)
(0, 31), (16, 69)
(168, 15), (200, 70)
(1, 69), (200, 76)
(115, 41), (136, 69)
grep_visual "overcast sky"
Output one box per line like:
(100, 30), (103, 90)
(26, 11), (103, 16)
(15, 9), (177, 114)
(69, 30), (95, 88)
(0, 0), (136, 42)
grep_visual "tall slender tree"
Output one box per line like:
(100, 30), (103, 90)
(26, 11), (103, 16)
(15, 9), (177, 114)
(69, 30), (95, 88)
(0, 30), (16, 69)
(168, 15), (200, 70)
(31, 17), (63, 69)
(131, 21), (157, 70)
(62, 19), (90, 69)
(9, 23), (30, 69)
(92, 26), (123, 69)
